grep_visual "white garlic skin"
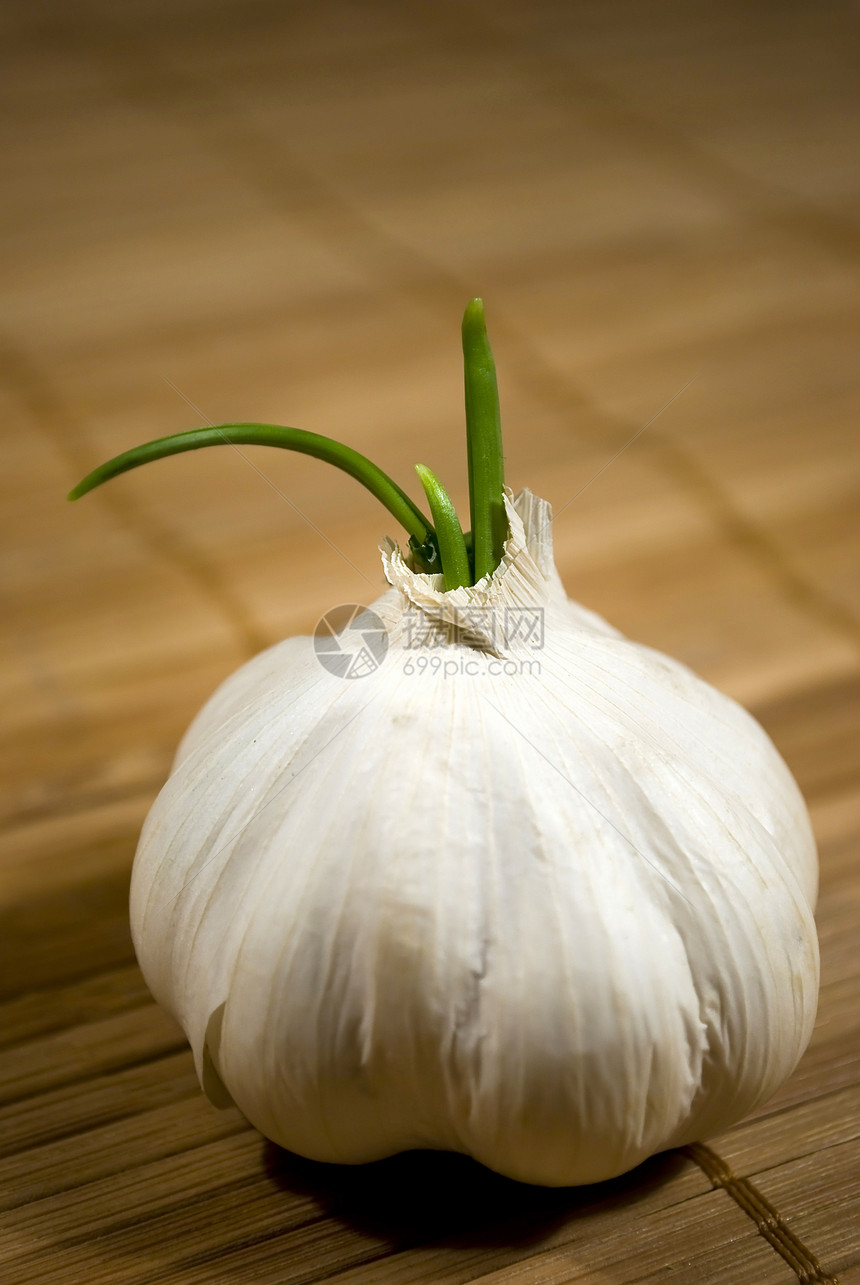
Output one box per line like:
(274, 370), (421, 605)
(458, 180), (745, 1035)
(131, 491), (818, 1186)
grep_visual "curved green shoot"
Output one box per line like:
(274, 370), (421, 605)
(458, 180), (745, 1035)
(414, 465), (471, 591)
(68, 422), (438, 560)
(462, 299), (506, 581)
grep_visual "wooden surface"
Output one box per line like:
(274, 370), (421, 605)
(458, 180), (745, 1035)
(1, 1), (859, 1281)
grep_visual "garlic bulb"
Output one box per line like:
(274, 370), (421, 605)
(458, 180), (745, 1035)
(70, 299), (818, 1186)
(130, 487), (818, 1187)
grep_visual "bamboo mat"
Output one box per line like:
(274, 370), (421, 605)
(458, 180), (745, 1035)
(1, 1), (859, 1281)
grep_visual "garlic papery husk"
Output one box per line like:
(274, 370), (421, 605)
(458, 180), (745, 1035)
(130, 488), (819, 1187)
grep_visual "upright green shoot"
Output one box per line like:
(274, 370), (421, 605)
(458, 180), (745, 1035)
(462, 299), (506, 582)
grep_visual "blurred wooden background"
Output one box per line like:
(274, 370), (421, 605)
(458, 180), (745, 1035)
(1, 1), (858, 1281)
